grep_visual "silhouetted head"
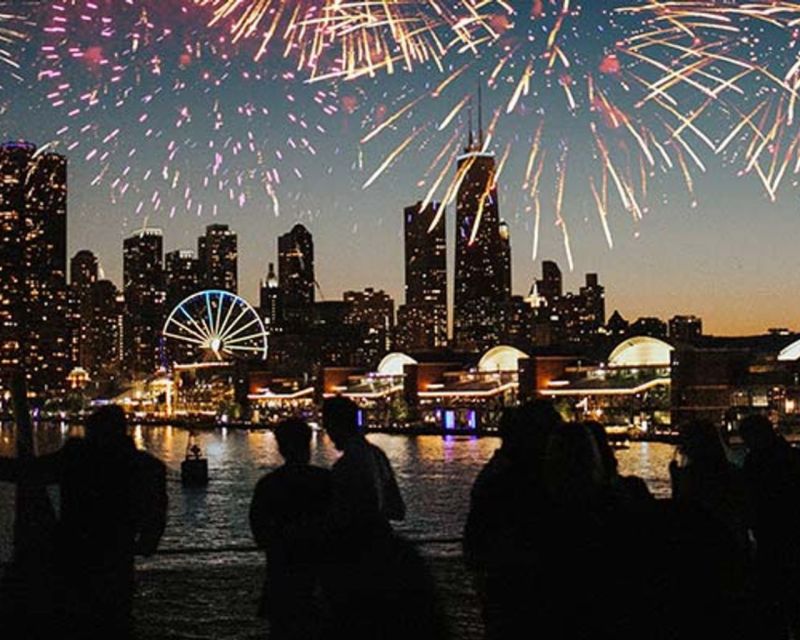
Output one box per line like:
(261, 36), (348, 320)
(584, 421), (618, 482)
(85, 405), (127, 444)
(275, 418), (312, 463)
(739, 414), (776, 452)
(504, 399), (562, 464)
(323, 396), (360, 450)
(544, 423), (604, 505)
(678, 420), (727, 466)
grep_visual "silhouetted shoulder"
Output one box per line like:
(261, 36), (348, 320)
(134, 449), (167, 475)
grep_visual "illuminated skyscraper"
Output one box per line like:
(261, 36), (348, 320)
(198, 223), (237, 293)
(259, 262), (282, 329)
(537, 260), (563, 306)
(70, 249), (99, 369)
(396, 201), (447, 351)
(86, 279), (124, 383)
(344, 287), (395, 366)
(123, 228), (165, 375)
(0, 141), (69, 398)
(278, 224), (315, 324)
(453, 105), (511, 351)
(165, 249), (200, 309)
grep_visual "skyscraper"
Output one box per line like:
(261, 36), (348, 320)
(198, 223), (237, 293)
(0, 141), (70, 398)
(259, 262), (282, 329)
(537, 260), (563, 306)
(453, 113), (511, 351)
(396, 201), (447, 351)
(123, 228), (165, 375)
(278, 224), (314, 323)
(165, 249), (200, 310)
(70, 249), (99, 370)
(86, 279), (124, 383)
(344, 287), (395, 366)
(577, 273), (605, 341)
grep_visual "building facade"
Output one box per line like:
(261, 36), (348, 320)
(453, 134), (511, 352)
(198, 223), (237, 293)
(278, 224), (315, 325)
(396, 201), (447, 351)
(0, 141), (70, 399)
(123, 229), (166, 376)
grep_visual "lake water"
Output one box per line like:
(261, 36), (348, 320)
(0, 423), (677, 564)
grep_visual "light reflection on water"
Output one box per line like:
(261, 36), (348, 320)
(0, 424), (676, 563)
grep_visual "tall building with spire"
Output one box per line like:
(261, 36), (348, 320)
(453, 91), (512, 351)
(0, 141), (70, 398)
(259, 262), (282, 329)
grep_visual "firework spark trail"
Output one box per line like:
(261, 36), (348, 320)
(0, 4), (30, 83)
(194, 0), (499, 78)
(359, 0), (742, 269)
(30, 0), (336, 222)
(628, 1), (800, 200)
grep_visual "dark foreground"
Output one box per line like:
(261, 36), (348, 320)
(133, 553), (481, 640)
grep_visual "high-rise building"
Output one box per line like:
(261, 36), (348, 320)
(278, 224), (315, 324)
(123, 228), (165, 375)
(198, 223), (237, 293)
(576, 273), (605, 342)
(259, 262), (282, 329)
(537, 260), (563, 306)
(453, 117), (511, 351)
(165, 249), (200, 310)
(669, 315), (703, 342)
(396, 201), (447, 351)
(344, 288), (395, 366)
(70, 250), (99, 370)
(85, 279), (124, 383)
(0, 141), (70, 398)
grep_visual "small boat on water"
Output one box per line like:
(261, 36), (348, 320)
(181, 431), (209, 486)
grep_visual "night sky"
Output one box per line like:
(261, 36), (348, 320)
(1, 1), (798, 335)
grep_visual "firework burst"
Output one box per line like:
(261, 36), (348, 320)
(630, 1), (800, 201)
(28, 0), (336, 222)
(194, 0), (499, 78)
(358, 0), (748, 267)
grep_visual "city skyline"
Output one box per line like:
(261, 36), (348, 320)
(57, 193), (790, 338)
(2, 2), (799, 337)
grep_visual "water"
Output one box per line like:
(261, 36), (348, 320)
(0, 423), (676, 564)
(0, 424), (678, 638)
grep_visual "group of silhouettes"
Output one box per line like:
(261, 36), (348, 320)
(2, 398), (800, 640)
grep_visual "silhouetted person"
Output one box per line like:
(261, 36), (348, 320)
(464, 401), (562, 640)
(0, 405), (167, 639)
(740, 414), (800, 638)
(322, 396), (404, 539)
(250, 419), (331, 640)
(585, 420), (652, 506)
(669, 420), (747, 551)
(321, 397), (440, 640)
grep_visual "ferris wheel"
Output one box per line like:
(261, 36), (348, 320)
(162, 290), (268, 363)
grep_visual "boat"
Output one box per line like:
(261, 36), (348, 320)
(181, 431), (209, 486)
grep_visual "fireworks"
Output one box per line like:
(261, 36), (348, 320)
(0, 3), (30, 85)
(194, 0), (499, 78)
(629, 1), (800, 201)
(27, 0), (336, 222)
(357, 0), (756, 266)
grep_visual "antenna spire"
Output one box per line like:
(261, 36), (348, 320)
(467, 96), (474, 150)
(478, 79), (484, 148)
